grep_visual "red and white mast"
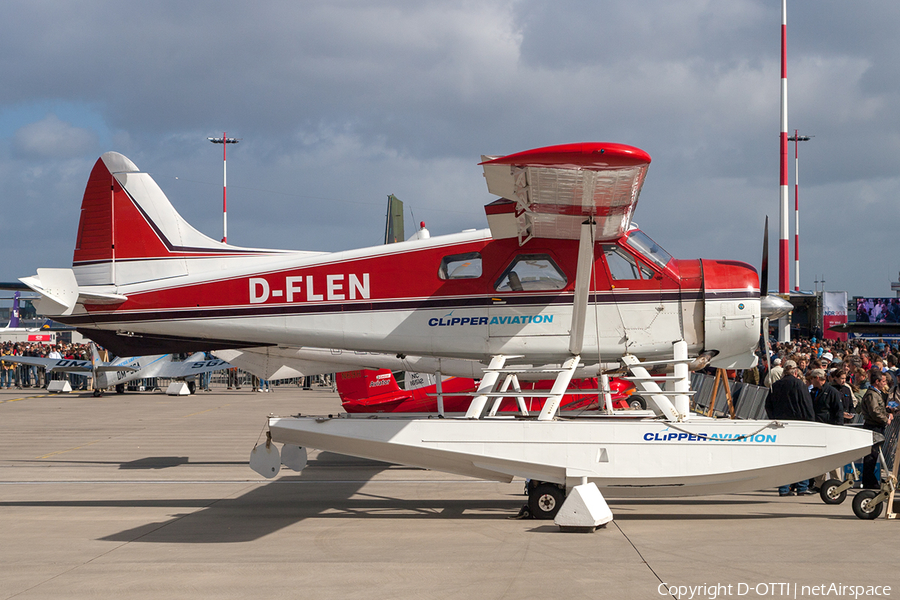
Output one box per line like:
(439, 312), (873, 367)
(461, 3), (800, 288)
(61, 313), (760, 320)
(208, 132), (240, 243)
(778, 0), (789, 295)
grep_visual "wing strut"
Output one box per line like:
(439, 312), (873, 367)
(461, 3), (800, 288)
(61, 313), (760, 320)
(536, 219), (595, 420)
(568, 219), (595, 356)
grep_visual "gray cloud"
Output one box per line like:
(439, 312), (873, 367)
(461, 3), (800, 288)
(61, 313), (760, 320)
(12, 114), (99, 158)
(0, 0), (897, 298)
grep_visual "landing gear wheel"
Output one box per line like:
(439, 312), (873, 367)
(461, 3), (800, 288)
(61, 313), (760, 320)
(628, 396), (647, 410)
(528, 483), (565, 520)
(819, 479), (847, 505)
(92, 389), (101, 397)
(115, 384), (125, 394)
(852, 490), (883, 520)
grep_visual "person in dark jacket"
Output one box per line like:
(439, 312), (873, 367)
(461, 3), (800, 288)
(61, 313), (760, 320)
(765, 360), (816, 495)
(828, 368), (855, 420)
(809, 369), (844, 426)
(858, 368), (893, 489)
(766, 360), (815, 421)
(808, 368), (845, 489)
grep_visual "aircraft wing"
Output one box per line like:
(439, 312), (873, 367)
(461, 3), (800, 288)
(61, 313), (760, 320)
(213, 347), (494, 381)
(154, 357), (233, 379)
(0, 355), (91, 372)
(213, 348), (368, 380)
(480, 142), (651, 242)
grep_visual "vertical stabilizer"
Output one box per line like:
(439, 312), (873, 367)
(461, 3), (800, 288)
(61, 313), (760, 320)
(8, 292), (20, 328)
(72, 152), (276, 287)
(384, 195), (404, 244)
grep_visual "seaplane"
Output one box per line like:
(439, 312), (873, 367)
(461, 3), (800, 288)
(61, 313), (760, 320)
(16, 142), (873, 526)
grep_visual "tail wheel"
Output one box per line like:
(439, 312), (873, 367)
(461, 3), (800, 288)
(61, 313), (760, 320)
(628, 395), (647, 410)
(819, 479), (847, 505)
(528, 482), (565, 520)
(851, 490), (883, 520)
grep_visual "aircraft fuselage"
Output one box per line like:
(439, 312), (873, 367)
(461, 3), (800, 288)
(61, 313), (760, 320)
(64, 227), (759, 368)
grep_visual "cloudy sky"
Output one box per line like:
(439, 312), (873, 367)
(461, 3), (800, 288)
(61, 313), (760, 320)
(1, 0), (897, 298)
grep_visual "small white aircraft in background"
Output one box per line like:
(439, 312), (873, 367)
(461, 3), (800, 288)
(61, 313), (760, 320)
(1, 343), (232, 396)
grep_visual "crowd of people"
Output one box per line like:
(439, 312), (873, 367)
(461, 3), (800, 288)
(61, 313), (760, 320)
(746, 337), (898, 495)
(0, 341), (91, 389)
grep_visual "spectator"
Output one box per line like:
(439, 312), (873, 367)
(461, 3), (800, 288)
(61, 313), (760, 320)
(809, 369), (844, 426)
(828, 368), (855, 421)
(0, 346), (12, 389)
(857, 368), (893, 489)
(766, 359), (815, 496)
(808, 368), (845, 490)
(226, 367), (241, 390)
(764, 357), (783, 389)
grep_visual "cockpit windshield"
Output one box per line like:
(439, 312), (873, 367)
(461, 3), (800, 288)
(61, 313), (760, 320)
(625, 229), (672, 270)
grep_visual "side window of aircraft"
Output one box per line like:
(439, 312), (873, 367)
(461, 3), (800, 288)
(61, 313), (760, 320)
(603, 245), (653, 280)
(495, 254), (567, 292)
(439, 252), (482, 279)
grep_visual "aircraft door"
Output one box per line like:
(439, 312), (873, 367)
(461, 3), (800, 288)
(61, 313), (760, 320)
(601, 244), (683, 354)
(488, 254), (570, 343)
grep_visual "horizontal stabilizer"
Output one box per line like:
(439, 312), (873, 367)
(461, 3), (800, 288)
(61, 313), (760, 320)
(78, 290), (128, 305)
(19, 269), (79, 316)
(156, 357), (233, 379)
(20, 269), (127, 316)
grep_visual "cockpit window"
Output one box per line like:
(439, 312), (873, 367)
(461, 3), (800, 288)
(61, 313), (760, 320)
(495, 254), (567, 292)
(604, 245), (653, 280)
(439, 252), (482, 279)
(624, 230), (672, 270)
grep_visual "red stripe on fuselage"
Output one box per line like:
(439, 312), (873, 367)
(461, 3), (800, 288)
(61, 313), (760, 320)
(78, 234), (754, 320)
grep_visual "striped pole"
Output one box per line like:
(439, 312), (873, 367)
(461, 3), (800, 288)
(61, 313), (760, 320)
(793, 129), (799, 292)
(208, 133), (240, 243)
(779, 0), (789, 295)
(788, 131), (811, 291)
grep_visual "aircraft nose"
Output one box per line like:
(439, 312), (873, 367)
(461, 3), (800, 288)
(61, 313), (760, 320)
(761, 295), (793, 320)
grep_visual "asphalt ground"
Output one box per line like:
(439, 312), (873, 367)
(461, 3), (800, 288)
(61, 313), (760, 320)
(0, 384), (897, 600)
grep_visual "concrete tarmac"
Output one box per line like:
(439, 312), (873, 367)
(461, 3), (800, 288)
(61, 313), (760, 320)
(0, 384), (897, 600)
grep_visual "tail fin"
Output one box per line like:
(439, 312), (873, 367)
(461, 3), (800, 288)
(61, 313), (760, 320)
(90, 343), (103, 368)
(8, 291), (20, 328)
(73, 152), (282, 286)
(384, 194), (404, 244)
(335, 369), (403, 402)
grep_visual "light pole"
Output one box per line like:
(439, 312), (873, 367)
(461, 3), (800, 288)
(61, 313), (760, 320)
(787, 131), (812, 292)
(207, 133), (240, 243)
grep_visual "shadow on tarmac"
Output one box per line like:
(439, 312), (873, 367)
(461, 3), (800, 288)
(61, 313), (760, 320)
(3, 451), (881, 543)
(93, 451), (522, 543)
